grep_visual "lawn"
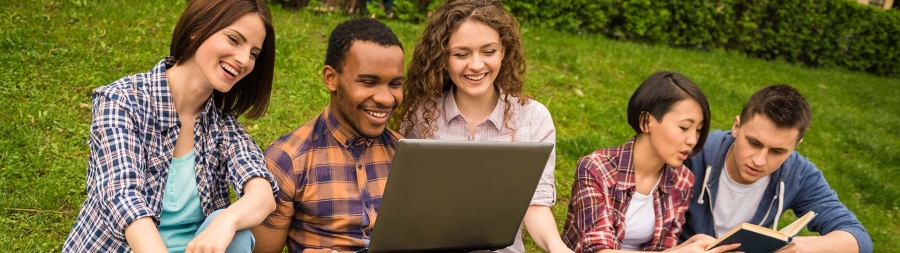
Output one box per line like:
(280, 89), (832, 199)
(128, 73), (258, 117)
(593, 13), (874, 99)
(1, 0), (898, 252)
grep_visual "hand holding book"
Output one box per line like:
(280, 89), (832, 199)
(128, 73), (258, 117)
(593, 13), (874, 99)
(705, 211), (817, 253)
(664, 234), (741, 253)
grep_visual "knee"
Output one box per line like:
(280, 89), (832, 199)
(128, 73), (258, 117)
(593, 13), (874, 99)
(200, 209), (256, 253)
(208, 209), (225, 218)
(228, 228), (256, 253)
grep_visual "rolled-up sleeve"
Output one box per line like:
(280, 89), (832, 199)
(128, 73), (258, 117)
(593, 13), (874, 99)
(224, 118), (278, 198)
(261, 144), (298, 229)
(89, 92), (152, 240)
(529, 104), (556, 206)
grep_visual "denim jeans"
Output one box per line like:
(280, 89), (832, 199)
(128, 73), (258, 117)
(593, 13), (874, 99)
(194, 209), (255, 253)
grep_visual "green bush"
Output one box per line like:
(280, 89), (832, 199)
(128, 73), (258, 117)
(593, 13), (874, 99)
(286, 0), (899, 76)
(503, 0), (900, 76)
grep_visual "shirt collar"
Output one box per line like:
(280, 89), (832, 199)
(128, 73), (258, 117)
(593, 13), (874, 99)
(324, 107), (372, 148)
(150, 57), (216, 131)
(441, 89), (508, 133)
(149, 57), (179, 130)
(615, 137), (677, 196)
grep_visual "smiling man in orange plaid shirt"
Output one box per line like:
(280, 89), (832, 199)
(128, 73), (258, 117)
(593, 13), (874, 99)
(251, 18), (406, 253)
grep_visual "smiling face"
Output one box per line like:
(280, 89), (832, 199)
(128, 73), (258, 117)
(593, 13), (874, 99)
(325, 41), (405, 139)
(726, 114), (800, 184)
(446, 20), (503, 100)
(186, 13), (265, 93)
(644, 99), (705, 168)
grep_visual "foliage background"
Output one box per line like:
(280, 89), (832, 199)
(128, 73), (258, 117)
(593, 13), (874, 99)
(504, 0), (900, 77)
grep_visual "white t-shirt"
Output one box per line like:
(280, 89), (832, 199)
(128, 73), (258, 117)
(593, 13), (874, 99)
(713, 165), (770, 237)
(621, 179), (660, 250)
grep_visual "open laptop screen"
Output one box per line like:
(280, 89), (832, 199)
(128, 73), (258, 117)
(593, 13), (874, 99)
(364, 139), (554, 253)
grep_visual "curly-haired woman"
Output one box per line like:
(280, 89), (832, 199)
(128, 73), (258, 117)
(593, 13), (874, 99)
(395, 0), (569, 252)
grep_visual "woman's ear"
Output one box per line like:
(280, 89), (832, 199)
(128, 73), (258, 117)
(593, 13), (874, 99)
(639, 111), (651, 133)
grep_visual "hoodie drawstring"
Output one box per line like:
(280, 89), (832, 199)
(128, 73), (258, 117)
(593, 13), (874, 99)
(772, 180), (785, 230)
(698, 166), (712, 204)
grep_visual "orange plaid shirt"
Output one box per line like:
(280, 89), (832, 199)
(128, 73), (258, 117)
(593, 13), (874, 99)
(262, 107), (401, 252)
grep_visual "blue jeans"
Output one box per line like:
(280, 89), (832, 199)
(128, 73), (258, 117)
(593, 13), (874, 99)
(195, 209), (255, 253)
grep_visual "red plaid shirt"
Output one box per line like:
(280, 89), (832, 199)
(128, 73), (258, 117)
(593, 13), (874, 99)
(563, 138), (694, 252)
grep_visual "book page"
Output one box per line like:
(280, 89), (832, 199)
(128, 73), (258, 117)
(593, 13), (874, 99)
(778, 211), (818, 236)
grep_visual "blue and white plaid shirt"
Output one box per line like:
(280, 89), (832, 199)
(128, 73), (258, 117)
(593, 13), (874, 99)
(63, 57), (278, 252)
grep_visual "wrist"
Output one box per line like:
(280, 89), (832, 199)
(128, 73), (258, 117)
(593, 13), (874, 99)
(547, 241), (572, 252)
(210, 209), (239, 230)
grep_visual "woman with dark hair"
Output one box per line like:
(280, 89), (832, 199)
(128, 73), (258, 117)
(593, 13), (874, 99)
(396, 0), (569, 252)
(563, 72), (739, 253)
(63, 0), (278, 252)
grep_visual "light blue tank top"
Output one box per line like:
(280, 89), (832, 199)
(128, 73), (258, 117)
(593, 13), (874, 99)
(158, 149), (205, 253)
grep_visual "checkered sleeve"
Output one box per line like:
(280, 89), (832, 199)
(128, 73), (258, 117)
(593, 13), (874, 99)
(565, 155), (620, 253)
(261, 142), (297, 229)
(529, 104), (556, 206)
(659, 165), (695, 249)
(88, 90), (153, 240)
(224, 117), (278, 198)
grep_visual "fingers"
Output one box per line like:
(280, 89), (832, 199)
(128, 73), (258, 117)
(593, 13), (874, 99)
(689, 233), (716, 243)
(185, 239), (227, 253)
(708, 243), (741, 253)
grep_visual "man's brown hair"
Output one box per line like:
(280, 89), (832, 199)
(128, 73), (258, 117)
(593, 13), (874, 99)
(740, 84), (812, 141)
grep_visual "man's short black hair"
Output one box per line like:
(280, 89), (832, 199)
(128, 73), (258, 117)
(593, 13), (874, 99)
(325, 18), (403, 73)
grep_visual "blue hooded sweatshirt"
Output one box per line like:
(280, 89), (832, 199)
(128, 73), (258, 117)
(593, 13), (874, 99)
(680, 130), (873, 253)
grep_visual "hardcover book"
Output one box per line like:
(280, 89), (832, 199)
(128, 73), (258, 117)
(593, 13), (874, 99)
(706, 211), (817, 253)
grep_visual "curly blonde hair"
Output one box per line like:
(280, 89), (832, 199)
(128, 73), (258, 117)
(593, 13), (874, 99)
(393, 0), (529, 138)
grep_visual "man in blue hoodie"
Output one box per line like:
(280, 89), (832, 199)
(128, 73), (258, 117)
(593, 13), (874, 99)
(680, 84), (872, 253)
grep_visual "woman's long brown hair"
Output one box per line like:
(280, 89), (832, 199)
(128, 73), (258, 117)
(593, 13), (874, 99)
(170, 0), (275, 119)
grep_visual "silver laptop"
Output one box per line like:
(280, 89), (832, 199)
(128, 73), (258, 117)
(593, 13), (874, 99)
(360, 139), (554, 253)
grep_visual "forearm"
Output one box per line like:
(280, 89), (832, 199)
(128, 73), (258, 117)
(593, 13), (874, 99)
(124, 217), (168, 253)
(217, 177), (276, 230)
(523, 205), (571, 252)
(791, 231), (859, 253)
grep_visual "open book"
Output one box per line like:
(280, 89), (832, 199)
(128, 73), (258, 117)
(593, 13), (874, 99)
(706, 211), (817, 253)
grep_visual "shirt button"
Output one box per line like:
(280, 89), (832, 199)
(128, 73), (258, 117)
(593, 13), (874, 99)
(357, 164), (362, 170)
(170, 197), (175, 202)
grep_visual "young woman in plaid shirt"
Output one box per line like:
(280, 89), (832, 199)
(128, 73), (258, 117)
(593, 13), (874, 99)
(63, 0), (279, 252)
(562, 72), (740, 253)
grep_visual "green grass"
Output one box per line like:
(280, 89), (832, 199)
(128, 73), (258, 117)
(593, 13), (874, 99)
(1, 0), (898, 252)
